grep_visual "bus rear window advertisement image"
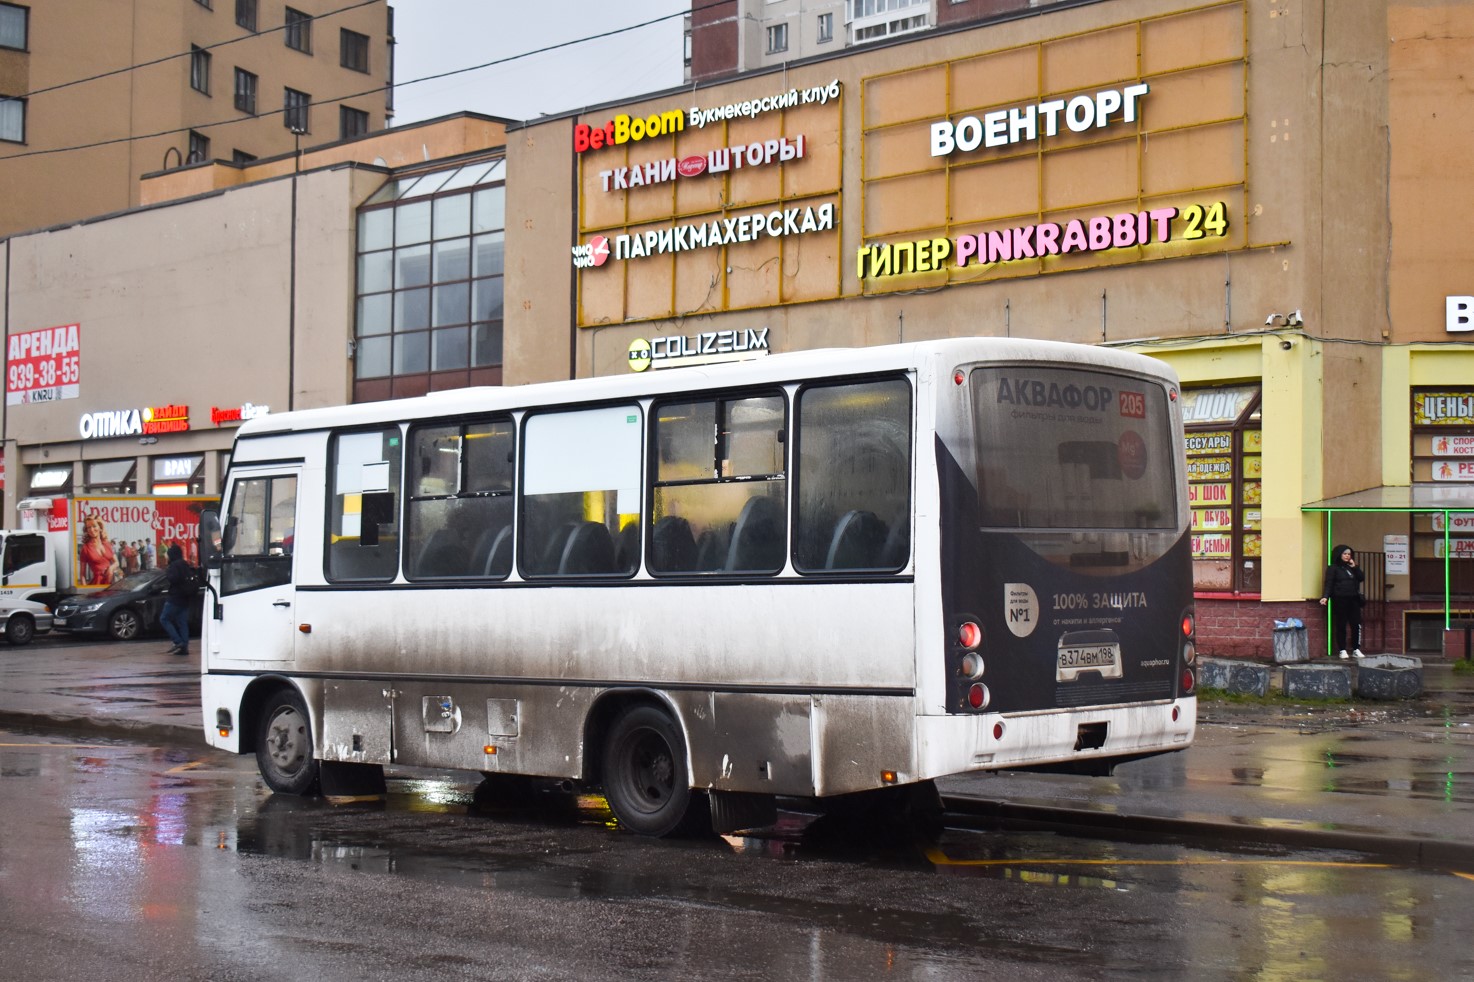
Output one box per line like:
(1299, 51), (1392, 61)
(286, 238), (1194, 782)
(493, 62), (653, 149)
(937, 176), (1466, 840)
(971, 367), (1176, 533)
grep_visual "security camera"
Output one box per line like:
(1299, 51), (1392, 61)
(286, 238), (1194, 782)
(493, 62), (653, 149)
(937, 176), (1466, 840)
(1285, 309), (1303, 327)
(1265, 313), (1284, 326)
(1279, 339), (1293, 350)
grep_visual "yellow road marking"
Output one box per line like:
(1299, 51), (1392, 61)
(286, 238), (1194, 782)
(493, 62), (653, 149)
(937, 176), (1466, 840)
(926, 847), (1392, 870)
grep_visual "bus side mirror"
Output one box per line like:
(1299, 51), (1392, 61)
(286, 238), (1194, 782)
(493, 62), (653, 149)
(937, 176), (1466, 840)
(200, 511), (225, 570)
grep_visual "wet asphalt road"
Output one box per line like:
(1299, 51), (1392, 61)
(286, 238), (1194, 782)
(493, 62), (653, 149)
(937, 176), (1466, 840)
(1, 727), (1472, 982)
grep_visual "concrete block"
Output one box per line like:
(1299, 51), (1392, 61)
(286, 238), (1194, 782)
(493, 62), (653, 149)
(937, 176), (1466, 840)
(1282, 663), (1352, 700)
(1355, 655), (1423, 700)
(1199, 658), (1271, 697)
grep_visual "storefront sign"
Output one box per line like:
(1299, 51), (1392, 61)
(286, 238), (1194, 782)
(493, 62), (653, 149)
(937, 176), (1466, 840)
(1184, 431), (1232, 455)
(1181, 386), (1258, 425)
(1415, 392), (1474, 425)
(599, 136), (806, 192)
(1384, 534), (1409, 575)
(1191, 534), (1232, 559)
(6, 323), (81, 406)
(210, 402), (270, 426)
(79, 404), (189, 440)
(1433, 435), (1474, 456)
(856, 203), (1228, 280)
(930, 84), (1149, 157)
(577, 203), (834, 267)
(1431, 513), (1474, 533)
(1446, 296), (1474, 333)
(1187, 482), (1231, 504)
(628, 328), (770, 372)
(1434, 538), (1474, 559)
(1186, 456), (1233, 481)
(575, 81), (842, 155)
(1432, 459), (1474, 482)
(1191, 508), (1233, 531)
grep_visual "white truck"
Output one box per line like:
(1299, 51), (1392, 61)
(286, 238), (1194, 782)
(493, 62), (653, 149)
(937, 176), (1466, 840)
(2, 495), (218, 607)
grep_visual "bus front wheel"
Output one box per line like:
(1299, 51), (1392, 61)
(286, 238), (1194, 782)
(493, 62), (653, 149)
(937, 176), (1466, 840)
(256, 688), (320, 796)
(601, 705), (701, 837)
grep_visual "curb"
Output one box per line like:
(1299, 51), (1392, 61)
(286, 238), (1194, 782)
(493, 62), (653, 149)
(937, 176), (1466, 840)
(942, 794), (1474, 873)
(0, 710), (206, 748)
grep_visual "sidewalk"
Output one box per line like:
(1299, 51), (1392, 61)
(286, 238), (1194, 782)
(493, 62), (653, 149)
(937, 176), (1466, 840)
(3, 636), (1471, 867)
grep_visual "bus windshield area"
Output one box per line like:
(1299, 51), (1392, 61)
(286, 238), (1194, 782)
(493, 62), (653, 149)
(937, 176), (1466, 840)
(971, 365), (1178, 535)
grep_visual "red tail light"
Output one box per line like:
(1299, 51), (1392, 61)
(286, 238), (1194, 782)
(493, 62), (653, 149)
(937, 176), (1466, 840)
(1181, 612), (1195, 637)
(967, 683), (990, 710)
(958, 621), (982, 649)
(1181, 668), (1195, 694)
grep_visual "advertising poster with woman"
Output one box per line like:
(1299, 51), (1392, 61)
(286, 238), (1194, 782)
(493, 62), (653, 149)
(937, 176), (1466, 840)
(72, 497), (214, 589)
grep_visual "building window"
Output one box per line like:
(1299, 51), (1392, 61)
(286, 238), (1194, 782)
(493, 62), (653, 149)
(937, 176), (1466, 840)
(233, 149), (256, 164)
(284, 7), (311, 53)
(190, 45), (211, 94)
(353, 159), (507, 400)
(766, 23), (788, 53)
(817, 12), (833, 42)
(29, 466), (71, 495)
(341, 28), (369, 73)
(1183, 385), (1262, 594)
(340, 105), (369, 140)
(283, 87), (310, 133)
(0, 3), (27, 50)
(187, 130), (210, 163)
(235, 0), (256, 31)
(233, 67), (257, 114)
(0, 96), (22, 142)
(86, 459), (138, 495)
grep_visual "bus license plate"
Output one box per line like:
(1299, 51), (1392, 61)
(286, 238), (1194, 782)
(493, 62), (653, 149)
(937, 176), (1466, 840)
(1057, 642), (1123, 681)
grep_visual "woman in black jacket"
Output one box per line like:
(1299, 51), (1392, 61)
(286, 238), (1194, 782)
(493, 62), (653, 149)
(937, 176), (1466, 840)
(1319, 543), (1365, 659)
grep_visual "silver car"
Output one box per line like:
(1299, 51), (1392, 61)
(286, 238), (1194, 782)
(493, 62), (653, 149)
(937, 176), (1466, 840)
(0, 598), (53, 646)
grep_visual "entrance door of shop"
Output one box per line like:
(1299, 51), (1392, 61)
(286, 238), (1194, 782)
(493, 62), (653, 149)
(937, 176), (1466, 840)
(208, 465), (300, 664)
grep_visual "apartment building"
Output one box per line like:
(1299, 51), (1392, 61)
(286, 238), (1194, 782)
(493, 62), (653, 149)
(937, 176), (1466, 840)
(0, 0), (392, 238)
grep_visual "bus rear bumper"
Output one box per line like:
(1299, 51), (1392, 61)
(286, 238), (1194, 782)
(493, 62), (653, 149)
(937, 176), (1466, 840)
(915, 697), (1196, 778)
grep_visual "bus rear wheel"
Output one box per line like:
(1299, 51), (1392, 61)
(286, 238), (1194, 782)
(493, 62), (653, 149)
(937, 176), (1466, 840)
(256, 688), (320, 796)
(601, 705), (702, 837)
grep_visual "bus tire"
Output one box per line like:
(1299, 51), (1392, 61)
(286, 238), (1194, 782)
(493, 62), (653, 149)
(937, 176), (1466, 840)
(601, 704), (701, 837)
(256, 687), (320, 796)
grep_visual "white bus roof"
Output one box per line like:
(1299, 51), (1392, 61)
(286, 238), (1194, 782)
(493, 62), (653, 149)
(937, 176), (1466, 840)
(239, 337), (1176, 438)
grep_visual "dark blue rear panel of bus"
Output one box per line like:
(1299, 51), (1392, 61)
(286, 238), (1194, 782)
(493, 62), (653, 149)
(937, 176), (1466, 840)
(939, 366), (1193, 715)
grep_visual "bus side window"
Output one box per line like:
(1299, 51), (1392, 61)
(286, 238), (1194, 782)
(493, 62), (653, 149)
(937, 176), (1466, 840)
(405, 419), (515, 580)
(327, 427), (402, 582)
(650, 393), (786, 576)
(794, 377), (912, 573)
(521, 405), (641, 578)
(222, 474), (297, 594)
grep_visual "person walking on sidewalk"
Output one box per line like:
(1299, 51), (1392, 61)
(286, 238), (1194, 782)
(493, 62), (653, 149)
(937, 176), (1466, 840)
(161, 544), (196, 656)
(1319, 543), (1365, 659)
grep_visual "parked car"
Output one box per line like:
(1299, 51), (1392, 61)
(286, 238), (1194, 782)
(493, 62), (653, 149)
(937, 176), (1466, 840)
(0, 598), (53, 646)
(51, 569), (201, 641)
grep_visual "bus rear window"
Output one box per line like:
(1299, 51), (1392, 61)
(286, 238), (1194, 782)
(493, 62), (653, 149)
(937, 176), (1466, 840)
(971, 366), (1176, 530)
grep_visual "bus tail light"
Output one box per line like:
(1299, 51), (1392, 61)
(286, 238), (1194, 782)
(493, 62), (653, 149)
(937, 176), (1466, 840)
(993, 721), (1005, 740)
(959, 652), (984, 680)
(958, 621), (982, 649)
(1180, 611), (1195, 638)
(1181, 668), (1195, 694)
(1182, 641), (1196, 665)
(215, 708), (233, 737)
(967, 683), (989, 710)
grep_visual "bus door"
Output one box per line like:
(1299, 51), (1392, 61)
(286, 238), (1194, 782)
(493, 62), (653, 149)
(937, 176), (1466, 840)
(213, 466), (300, 663)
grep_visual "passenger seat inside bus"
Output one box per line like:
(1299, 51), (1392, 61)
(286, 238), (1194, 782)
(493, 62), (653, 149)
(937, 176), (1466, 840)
(824, 510), (888, 570)
(414, 529), (470, 578)
(558, 521), (617, 574)
(726, 495), (785, 572)
(652, 515), (697, 572)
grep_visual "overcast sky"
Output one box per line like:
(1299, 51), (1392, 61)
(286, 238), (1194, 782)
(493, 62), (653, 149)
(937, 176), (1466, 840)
(390, 2), (688, 125)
